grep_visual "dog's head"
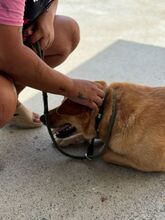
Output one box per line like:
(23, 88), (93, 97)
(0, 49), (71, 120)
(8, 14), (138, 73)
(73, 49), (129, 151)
(40, 81), (107, 139)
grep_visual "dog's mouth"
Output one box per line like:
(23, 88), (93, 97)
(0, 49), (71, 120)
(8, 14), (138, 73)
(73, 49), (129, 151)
(53, 123), (77, 138)
(40, 115), (77, 138)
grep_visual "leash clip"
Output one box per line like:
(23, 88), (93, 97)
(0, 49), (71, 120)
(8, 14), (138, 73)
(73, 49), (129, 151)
(85, 153), (93, 160)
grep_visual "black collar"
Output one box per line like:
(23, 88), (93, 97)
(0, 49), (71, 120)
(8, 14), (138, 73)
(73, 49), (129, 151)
(95, 91), (108, 137)
(86, 88), (117, 159)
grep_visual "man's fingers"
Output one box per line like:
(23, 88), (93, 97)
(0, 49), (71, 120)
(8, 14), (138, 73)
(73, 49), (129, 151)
(97, 88), (105, 98)
(40, 37), (53, 50)
(90, 101), (99, 111)
(85, 96), (103, 110)
(94, 96), (104, 107)
(85, 100), (99, 111)
(95, 82), (105, 90)
(30, 31), (42, 44)
(40, 38), (49, 50)
(93, 82), (105, 98)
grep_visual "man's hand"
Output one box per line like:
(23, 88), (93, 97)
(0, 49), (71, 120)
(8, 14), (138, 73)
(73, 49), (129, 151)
(24, 11), (55, 50)
(67, 79), (105, 111)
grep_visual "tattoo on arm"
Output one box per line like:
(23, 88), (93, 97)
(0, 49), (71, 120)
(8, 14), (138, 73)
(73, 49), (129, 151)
(77, 92), (86, 100)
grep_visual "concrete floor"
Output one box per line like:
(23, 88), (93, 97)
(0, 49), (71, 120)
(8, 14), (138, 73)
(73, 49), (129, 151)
(1, 1), (165, 219)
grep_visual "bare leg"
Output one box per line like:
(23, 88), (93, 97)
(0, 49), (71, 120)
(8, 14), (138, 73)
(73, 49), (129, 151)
(0, 73), (17, 128)
(44, 15), (80, 67)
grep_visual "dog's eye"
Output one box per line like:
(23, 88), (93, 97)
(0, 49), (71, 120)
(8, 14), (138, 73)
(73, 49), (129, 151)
(56, 107), (63, 115)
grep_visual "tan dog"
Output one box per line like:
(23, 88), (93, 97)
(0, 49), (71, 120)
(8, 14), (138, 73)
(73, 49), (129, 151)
(41, 81), (165, 172)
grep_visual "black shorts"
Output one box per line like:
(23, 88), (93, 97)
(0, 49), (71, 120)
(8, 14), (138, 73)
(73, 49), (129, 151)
(23, 0), (53, 30)
(23, 0), (53, 48)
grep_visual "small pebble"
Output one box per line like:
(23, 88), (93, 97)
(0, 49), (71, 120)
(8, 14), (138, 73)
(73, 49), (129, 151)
(101, 196), (108, 202)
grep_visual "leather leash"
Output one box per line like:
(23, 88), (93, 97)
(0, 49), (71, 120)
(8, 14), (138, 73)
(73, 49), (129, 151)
(34, 41), (117, 160)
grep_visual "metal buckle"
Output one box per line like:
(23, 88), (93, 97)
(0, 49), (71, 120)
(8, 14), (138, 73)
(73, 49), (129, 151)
(85, 153), (93, 160)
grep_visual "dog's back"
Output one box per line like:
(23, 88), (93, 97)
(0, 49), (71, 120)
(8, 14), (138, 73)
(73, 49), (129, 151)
(102, 83), (165, 171)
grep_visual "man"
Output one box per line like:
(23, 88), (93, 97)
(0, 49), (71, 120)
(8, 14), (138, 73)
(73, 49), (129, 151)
(0, 0), (104, 128)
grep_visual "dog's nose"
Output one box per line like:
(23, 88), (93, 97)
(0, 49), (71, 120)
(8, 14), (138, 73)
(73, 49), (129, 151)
(40, 115), (46, 124)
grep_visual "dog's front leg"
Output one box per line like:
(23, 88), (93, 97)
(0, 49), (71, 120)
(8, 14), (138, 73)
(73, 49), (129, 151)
(56, 133), (87, 147)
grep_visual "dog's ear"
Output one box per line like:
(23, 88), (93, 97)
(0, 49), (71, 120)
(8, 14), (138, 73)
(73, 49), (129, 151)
(57, 99), (91, 115)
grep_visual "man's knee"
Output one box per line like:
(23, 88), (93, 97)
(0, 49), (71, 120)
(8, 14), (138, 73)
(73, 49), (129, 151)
(68, 17), (80, 51)
(44, 15), (80, 67)
(0, 75), (17, 128)
(56, 15), (80, 53)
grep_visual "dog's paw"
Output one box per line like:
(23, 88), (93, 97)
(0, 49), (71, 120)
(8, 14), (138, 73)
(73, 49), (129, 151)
(55, 132), (87, 147)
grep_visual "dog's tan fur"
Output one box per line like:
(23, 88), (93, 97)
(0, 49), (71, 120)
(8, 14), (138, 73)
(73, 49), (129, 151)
(46, 81), (165, 172)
